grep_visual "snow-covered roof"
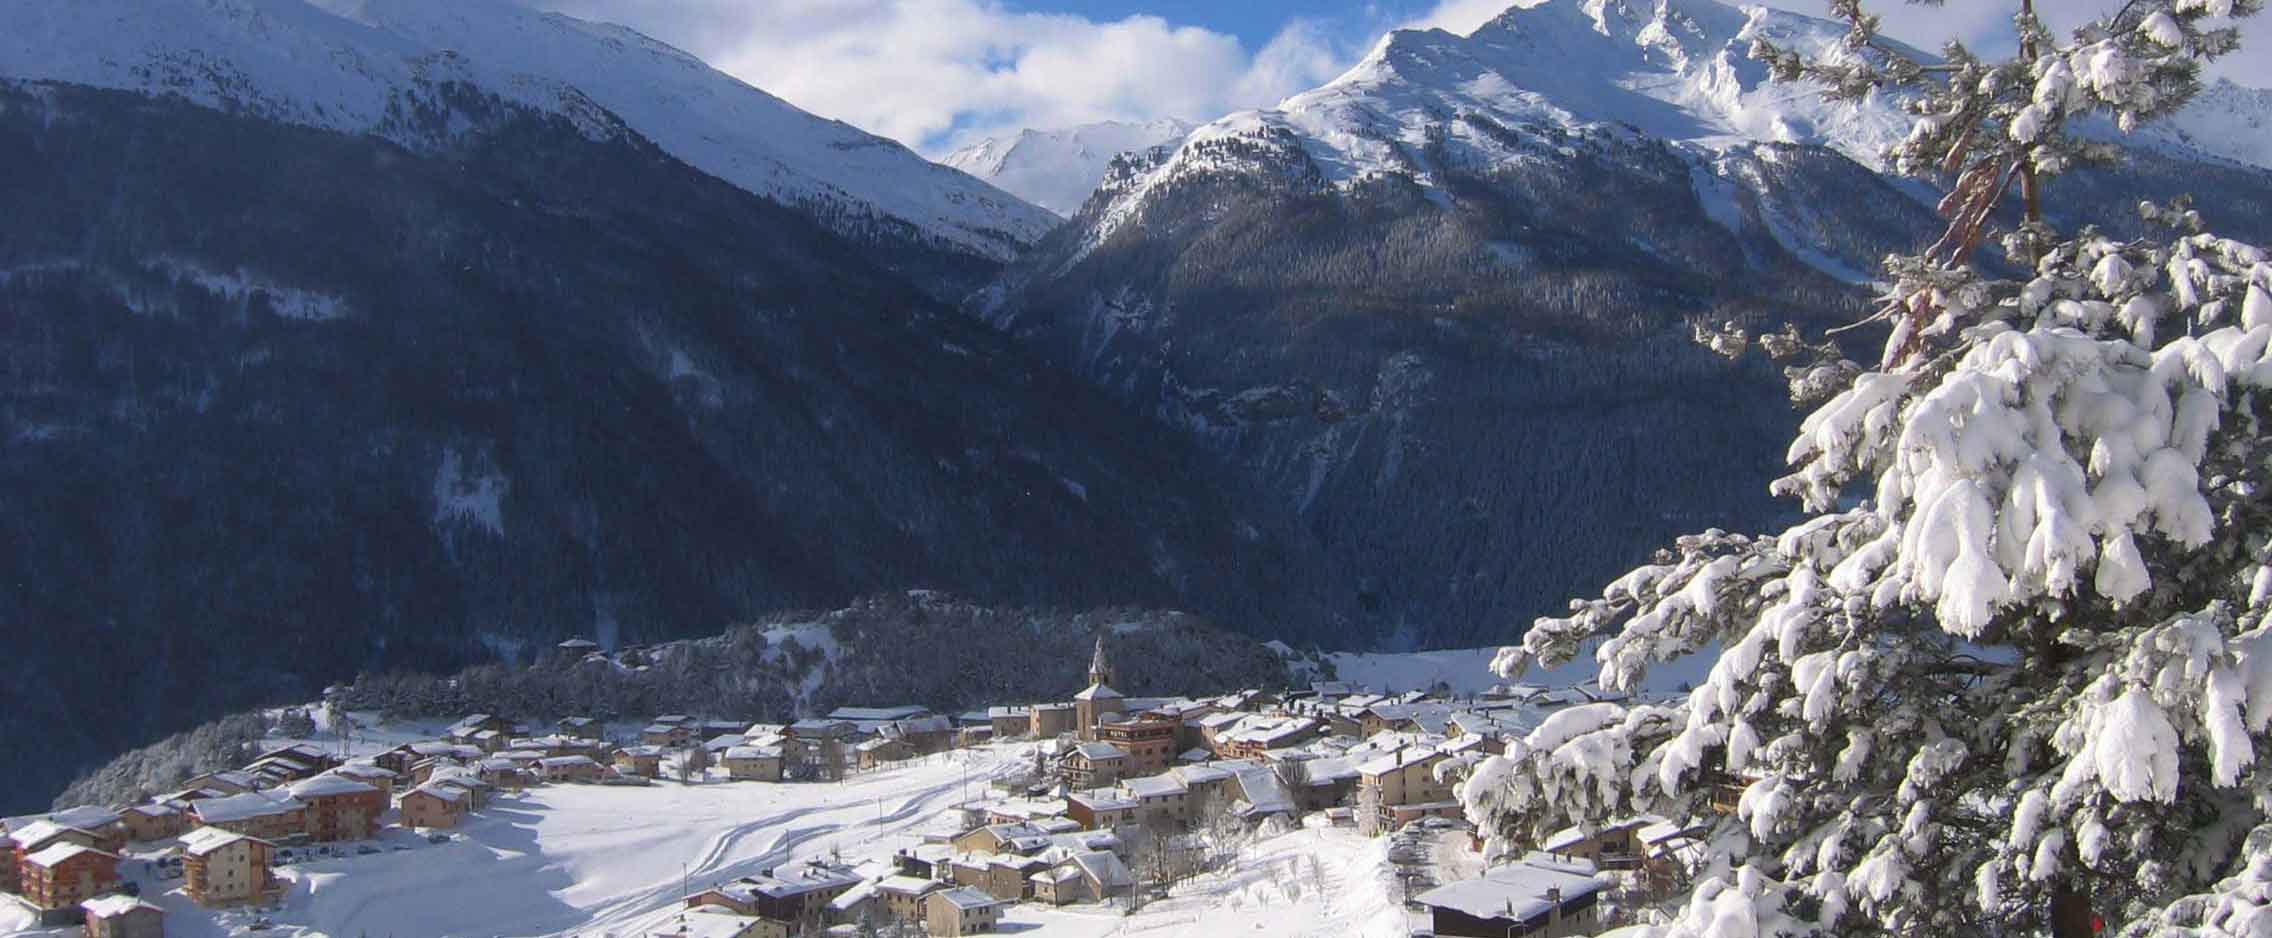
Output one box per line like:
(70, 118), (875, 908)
(1413, 857), (1606, 923)
(407, 783), (468, 804)
(876, 875), (944, 896)
(193, 792), (302, 823)
(333, 762), (398, 780)
(828, 705), (930, 722)
(670, 906), (765, 938)
(932, 886), (1008, 911)
(1171, 764), (1232, 785)
(1068, 790), (1138, 812)
(723, 746), (782, 760)
(81, 895), (160, 918)
(826, 879), (877, 912)
(1122, 775), (1188, 800)
(1063, 850), (1134, 889)
(702, 734), (745, 751)
(1228, 765), (1297, 817)
(987, 706), (1031, 718)
(1071, 742), (1126, 761)
(1356, 746), (1448, 777)
(1072, 683), (1123, 701)
(180, 826), (266, 857)
(540, 755), (598, 767)
(48, 805), (122, 830)
(123, 803), (178, 818)
(24, 842), (114, 868)
(288, 774), (379, 799)
(7, 820), (92, 848)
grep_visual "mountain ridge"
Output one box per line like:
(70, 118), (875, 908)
(0, 0), (1056, 266)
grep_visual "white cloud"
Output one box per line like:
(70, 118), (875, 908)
(1403, 0), (1522, 34)
(524, 0), (1360, 155)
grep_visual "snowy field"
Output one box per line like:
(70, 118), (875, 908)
(2, 740), (1424, 938)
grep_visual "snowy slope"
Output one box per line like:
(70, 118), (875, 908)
(2145, 78), (2272, 170)
(944, 119), (1196, 217)
(0, 0), (1055, 260)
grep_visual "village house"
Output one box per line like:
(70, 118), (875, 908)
(1063, 742), (1127, 789)
(1357, 746), (1458, 836)
(649, 904), (773, 938)
(824, 706), (931, 734)
(399, 783), (470, 829)
(47, 807), (129, 851)
(3, 820), (101, 895)
(949, 854), (1048, 901)
(616, 746), (666, 778)
(823, 879), (876, 926)
(180, 826), (276, 909)
(446, 714), (520, 746)
(872, 875), (944, 923)
(1214, 716), (1324, 761)
(924, 886), (1009, 937)
(854, 738), (909, 772)
(288, 775), (386, 841)
(558, 716), (604, 739)
(19, 842), (119, 921)
(1119, 774), (1194, 830)
(1064, 790), (1139, 831)
(244, 744), (342, 787)
(80, 894), (164, 938)
(181, 771), (257, 797)
(780, 720), (855, 782)
(539, 754), (605, 783)
(1276, 753), (1364, 813)
(117, 803), (188, 843)
(1027, 703), (1077, 739)
(1093, 716), (1178, 779)
(330, 761), (402, 798)
(949, 823), (1049, 858)
(881, 715), (957, 756)
(189, 792), (305, 841)
(1414, 856), (1607, 938)
(1030, 850), (1135, 906)
(986, 707), (1031, 739)
(478, 757), (534, 790)
(722, 745), (783, 782)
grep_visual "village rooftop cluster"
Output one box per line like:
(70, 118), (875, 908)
(2, 636), (1719, 938)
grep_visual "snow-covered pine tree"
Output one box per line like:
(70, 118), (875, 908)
(1458, 2), (2272, 936)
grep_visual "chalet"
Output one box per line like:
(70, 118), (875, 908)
(1027, 703), (1077, 739)
(245, 744), (342, 786)
(468, 729), (509, 753)
(825, 706), (931, 734)
(642, 723), (690, 748)
(1356, 746), (1456, 836)
(180, 826), (277, 908)
(1276, 753), (1364, 812)
(425, 768), (493, 808)
(1094, 716), (1179, 779)
(1064, 790), (1139, 831)
(616, 746), (666, 778)
(845, 878), (919, 924)
(881, 715), (957, 756)
(950, 823), (1049, 858)
(20, 842), (119, 918)
(118, 803), (188, 843)
(1214, 716), (1323, 761)
(331, 761), (402, 797)
(987, 707), (1031, 739)
(181, 770), (257, 797)
(854, 738), (910, 771)
(700, 720), (746, 741)
(681, 860), (861, 933)
(1064, 742), (1127, 789)
(81, 895), (164, 938)
(824, 879), (876, 926)
(1119, 774), (1194, 830)
(189, 792), (305, 841)
(1031, 850), (1134, 905)
(948, 854), (1048, 901)
(722, 745), (783, 782)
(287, 775), (385, 841)
(1413, 857), (1607, 938)
(924, 886), (1009, 937)
(399, 783), (470, 829)
(893, 843), (957, 880)
(3, 820), (100, 895)
(540, 755), (605, 783)
(558, 716), (604, 739)
(781, 720), (855, 782)
(648, 905), (771, 938)
(479, 758), (534, 789)
(46, 807), (128, 850)
(446, 714), (519, 745)
(1221, 761), (1300, 820)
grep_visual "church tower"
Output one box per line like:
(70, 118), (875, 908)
(1088, 634), (1117, 689)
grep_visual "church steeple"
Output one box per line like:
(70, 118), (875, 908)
(1088, 634), (1116, 689)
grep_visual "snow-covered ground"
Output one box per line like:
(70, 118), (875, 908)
(2, 740), (1434, 938)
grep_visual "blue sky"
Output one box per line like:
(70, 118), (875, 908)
(528, 0), (2270, 156)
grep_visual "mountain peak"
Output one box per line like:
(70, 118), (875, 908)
(943, 118), (1196, 217)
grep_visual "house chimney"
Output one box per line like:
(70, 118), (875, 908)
(1546, 886), (1563, 927)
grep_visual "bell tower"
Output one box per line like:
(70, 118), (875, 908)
(1088, 634), (1116, 688)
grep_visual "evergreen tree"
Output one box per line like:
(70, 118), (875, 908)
(1459, 2), (2272, 936)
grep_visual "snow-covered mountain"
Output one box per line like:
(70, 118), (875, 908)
(944, 119), (1196, 217)
(2144, 78), (2272, 170)
(0, 0), (1055, 261)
